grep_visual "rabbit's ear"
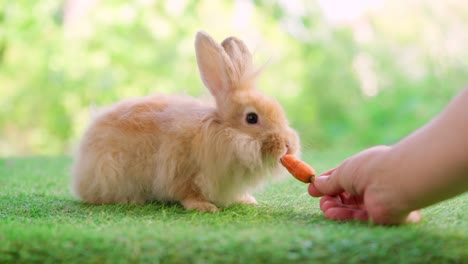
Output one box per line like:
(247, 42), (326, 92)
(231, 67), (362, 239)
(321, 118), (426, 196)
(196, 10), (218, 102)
(221, 37), (253, 80)
(195, 31), (235, 102)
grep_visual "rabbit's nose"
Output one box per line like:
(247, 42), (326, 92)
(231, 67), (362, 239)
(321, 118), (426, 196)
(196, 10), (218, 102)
(285, 137), (299, 155)
(285, 143), (293, 155)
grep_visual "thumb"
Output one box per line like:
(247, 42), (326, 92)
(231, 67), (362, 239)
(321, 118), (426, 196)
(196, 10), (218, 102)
(313, 171), (345, 196)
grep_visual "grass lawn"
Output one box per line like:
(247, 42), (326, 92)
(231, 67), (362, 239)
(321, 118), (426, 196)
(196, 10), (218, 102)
(0, 150), (467, 263)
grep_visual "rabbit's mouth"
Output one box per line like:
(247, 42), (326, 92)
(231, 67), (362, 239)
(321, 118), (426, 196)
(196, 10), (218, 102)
(260, 133), (290, 160)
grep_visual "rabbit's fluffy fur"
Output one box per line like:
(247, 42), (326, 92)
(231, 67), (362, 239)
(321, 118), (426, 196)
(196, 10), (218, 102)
(71, 31), (300, 212)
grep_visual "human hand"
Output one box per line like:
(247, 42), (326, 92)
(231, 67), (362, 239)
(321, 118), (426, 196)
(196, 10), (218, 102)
(308, 146), (421, 225)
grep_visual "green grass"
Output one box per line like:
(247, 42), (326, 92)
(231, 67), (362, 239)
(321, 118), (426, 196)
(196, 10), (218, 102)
(0, 151), (467, 263)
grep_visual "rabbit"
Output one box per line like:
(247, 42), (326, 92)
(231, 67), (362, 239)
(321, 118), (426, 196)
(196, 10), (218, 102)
(71, 31), (300, 212)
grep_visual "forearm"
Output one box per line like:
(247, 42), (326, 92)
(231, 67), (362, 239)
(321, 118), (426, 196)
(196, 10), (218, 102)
(386, 88), (468, 210)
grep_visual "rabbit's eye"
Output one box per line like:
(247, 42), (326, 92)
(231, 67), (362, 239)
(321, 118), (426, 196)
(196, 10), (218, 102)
(246, 112), (258, 124)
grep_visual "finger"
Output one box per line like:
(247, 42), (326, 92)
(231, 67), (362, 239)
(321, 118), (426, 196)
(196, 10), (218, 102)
(319, 196), (341, 211)
(405, 210), (421, 224)
(308, 167), (339, 197)
(308, 182), (323, 197)
(314, 175), (345, 196)
(320, 195), (362, 211)
(323, 207), (369, 222)
(338, 193), (364, 207)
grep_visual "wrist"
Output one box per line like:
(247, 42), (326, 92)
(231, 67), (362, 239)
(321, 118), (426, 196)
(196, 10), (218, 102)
(372, 145), (417, 213)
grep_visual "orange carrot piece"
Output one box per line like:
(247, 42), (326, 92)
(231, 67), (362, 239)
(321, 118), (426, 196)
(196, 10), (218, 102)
(280, 154), (316, 183)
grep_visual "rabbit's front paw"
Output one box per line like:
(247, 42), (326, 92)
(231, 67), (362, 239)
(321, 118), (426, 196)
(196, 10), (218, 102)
(181, 199), (219, 212)
(235, 193), (258, 205)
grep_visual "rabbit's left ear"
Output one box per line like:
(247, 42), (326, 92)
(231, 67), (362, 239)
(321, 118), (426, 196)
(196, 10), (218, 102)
(221, 37), (253, 80)
(195, 31), (235, 104)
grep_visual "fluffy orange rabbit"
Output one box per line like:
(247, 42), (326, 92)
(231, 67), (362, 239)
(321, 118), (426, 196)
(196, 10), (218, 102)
(71, 31), (300, 212)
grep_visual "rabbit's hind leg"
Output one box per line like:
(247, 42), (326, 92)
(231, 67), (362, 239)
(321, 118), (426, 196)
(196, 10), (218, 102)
(72, 152), (146, 205)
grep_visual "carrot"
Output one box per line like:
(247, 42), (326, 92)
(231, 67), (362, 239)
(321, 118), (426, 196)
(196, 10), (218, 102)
(280, 154), (316, 183)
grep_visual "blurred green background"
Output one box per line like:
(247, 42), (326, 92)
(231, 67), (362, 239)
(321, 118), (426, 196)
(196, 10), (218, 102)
(1, 0), (467, 156)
